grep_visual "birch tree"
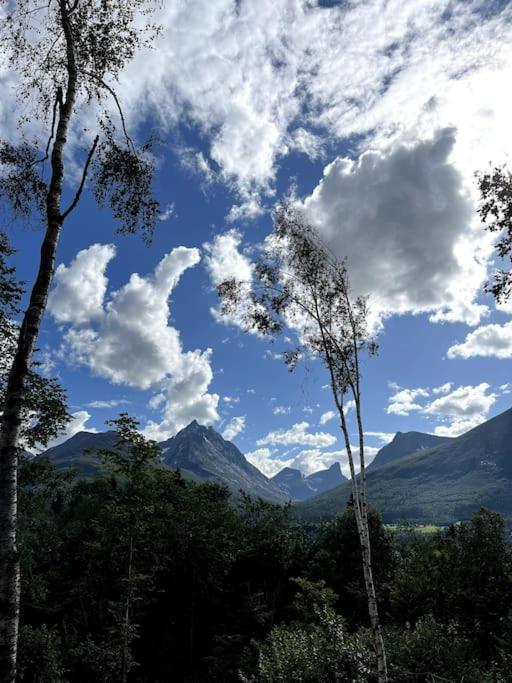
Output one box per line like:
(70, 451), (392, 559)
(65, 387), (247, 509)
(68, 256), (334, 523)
(217, 207), (388, 682)
(477, 166), (512, 303)
(0, 2), (160, 679)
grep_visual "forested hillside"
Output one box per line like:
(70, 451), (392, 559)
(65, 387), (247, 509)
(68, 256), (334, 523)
(298, 407), (512, 524)
(17, 430), (512, 682)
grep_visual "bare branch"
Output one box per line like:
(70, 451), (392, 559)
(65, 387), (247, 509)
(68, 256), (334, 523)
(82, 70), (134, 150)
(61, 135), (99, 220)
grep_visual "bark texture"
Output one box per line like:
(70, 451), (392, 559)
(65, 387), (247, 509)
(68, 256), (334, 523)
(0, 3), (77, 679)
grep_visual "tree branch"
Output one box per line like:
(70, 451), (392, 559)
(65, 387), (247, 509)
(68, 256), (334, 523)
(82, 70), (134, 150)
(61, 135), (99, 220)
(34, 89), (62, 166)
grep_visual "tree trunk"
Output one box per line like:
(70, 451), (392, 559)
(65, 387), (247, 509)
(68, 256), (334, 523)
(0, 4), (77, 679)
(359, 514), (387, 682)
(120, 530), (134, 683)
(335, 402), (388, 682)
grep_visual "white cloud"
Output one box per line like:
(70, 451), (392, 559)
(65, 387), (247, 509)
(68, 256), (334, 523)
(148, 393), (166, 410)
(49, 245), (219, 441)
(256, 421), (337, 448)
(45, 410), (97, 450)
(387, 381), (498, 438)
(114, 0), (512, 213)
(319, 410), (336, 425)
(364, 431), (395, 445)
(273, 406), (290, 415)
(447, 321), (512, 359)
(387, 387), (430, 416)
(203, 229), (257, 329)
(48, 244), (116, 325)
(86, 399), (130, 409)
(204, 229), (253, 285)
(222, 415), (246, 441)
(290, 445), (379, 477)
(432, 382), (453, 395)
(297, 129), (491, 327)
(245, 447), (292, 478)
(158, 203), (175, 221)
(223, 395), (240, 404)
(424, 382), (496, 420)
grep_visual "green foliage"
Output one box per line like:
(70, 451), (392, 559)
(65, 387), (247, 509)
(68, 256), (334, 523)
(17, 625), (65, 682)
(0, 231), (70, 446)
(241, 578), (371, 682)
(307, 504), (395, 627)
(383, 616), (484, 682)
(477, 165), (512, 302)
(16, 438), (512, 683)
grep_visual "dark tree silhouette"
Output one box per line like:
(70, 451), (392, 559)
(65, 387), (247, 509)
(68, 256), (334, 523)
(0, 2), (160, 678)
(216, 206), (388, 682)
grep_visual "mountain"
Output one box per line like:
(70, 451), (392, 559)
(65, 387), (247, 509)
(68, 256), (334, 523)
(42, 430), (120, 476)
(43, 421), (287, 503)
(368, 431), (451, 470)
(296, 407), (512, 524)
(272, 462), (346, 501)
(159, 421), (286, 502)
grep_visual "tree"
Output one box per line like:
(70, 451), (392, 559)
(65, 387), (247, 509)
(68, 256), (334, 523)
(0, 233), (69, 450)
(0, 232), (70, 682)
(217, 206), (388, 681)
(0, 2), (160, 678)
(477, 165), (512, 303)
(96, 414), (162, 682)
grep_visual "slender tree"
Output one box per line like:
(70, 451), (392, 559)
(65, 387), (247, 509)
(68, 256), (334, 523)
(217, 206), (388, 681)
(0, 2), (160, 679)
(97, 414), (162, 681)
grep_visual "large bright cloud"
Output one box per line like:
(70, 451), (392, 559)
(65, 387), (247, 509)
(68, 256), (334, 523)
(48, 244), (116, 325)
(447, 321), (512, 360)
(386, 381), (499, 438)
(113, 0), (512, 213)
(256, 421), (337, 448)
(49, 244), (219, 440)
(297, 128), (491, 325)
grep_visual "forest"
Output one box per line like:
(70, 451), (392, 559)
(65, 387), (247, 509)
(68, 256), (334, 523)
(14, 418), (512, 682)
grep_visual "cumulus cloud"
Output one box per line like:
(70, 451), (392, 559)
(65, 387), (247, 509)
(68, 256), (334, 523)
(425, 382), (496, 420)
(290, 446), (379, 477)
(364, 431), (395, 445)
(49, 245), (219, 440)
(386, 381), (499, 438)
(387, 387), (430, 416)
(112, 0), (512, 211)
(274, 406), (291, 416)
(256, 421), (337, 448)
(447, 321), (512, 359)
(297, 129), (490, 326)
(222, 415), (246, 441)
(203, 229), (257, 329)
(319, 410), (336, 425)
(86, 399), (130, 409)
(432, 382), (453, 395)
(245, 447), (293, 478)
(48, 244), (116, 325)
(45, 410), (97, 450)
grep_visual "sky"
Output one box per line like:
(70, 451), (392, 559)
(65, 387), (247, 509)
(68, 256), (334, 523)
(3, 0), (512, 478)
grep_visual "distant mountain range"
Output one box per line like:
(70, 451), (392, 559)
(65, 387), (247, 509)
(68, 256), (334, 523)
(297, 407), (512, 524)
(43, 421), (349, 503)
(271, 462), (346, 500)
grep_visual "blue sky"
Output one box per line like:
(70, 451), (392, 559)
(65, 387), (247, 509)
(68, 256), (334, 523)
(4, 0), (512, 477)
